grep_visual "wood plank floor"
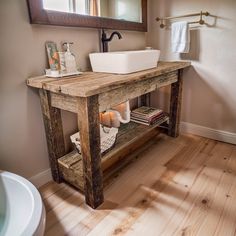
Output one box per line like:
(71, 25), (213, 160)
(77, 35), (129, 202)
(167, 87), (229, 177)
(39, 133), (236, 236)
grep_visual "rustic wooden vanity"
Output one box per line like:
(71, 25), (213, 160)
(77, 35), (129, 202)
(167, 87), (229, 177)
(27, 61), (190, 209)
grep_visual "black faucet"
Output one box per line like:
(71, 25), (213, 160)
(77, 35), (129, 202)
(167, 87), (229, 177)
(101, 29), (122, 52)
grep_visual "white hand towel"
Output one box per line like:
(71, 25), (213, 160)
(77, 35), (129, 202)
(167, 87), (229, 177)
(171, 21), (190, 53)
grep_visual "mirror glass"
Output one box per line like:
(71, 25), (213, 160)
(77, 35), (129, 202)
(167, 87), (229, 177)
(43, 0), (142, 23)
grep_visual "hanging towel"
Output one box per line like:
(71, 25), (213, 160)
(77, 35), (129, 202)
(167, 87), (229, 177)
(171, 21), (190, 53)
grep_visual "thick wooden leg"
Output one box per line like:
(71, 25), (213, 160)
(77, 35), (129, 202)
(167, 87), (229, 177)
(77, 95), (104, 209)
(168, 70), (183, 137)
(39, 89), (65, 183)
(140, 93), (151, 107)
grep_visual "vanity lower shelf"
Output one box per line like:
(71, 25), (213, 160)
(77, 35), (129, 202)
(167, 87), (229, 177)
(58, 121), (165, 191)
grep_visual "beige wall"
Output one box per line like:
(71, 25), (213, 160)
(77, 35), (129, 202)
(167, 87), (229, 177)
(0, 0), (145, 179)
(148, 0), (236, 133)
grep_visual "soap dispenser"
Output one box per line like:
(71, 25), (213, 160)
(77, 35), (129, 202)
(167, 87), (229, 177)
(63, 42), (77, 73)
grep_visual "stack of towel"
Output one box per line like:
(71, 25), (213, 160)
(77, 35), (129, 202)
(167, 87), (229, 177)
(100, 101), (130, 128)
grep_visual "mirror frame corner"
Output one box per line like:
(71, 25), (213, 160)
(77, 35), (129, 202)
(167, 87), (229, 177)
(26, 0), (147, 32)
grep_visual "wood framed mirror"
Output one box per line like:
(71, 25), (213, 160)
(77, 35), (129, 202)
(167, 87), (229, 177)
(27, 0), (147, 32)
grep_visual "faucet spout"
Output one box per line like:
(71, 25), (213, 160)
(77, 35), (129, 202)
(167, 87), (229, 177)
(101, 29), (122, 52)
(107, 31), (122, 41)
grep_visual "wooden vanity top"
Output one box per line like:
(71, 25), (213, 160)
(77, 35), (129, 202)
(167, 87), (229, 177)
(27, 61), (190, 97)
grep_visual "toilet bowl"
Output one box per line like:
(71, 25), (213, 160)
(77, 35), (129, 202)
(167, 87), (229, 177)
(0, 171), (45, 236)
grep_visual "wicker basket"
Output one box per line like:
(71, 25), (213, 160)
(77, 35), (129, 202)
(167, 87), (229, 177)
(70, 125), (118, 155)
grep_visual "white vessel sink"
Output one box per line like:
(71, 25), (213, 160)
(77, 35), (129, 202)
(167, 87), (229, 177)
(89, 50), (160, 74)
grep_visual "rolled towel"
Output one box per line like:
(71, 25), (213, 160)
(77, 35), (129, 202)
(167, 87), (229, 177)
(171, 21), (190, 53)
(100, 101), (131, 128)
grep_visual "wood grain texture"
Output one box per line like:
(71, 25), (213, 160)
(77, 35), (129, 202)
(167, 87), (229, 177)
(39, 89), (66, 182)
(41, 134), (236, 236)
(26, 0), (147, 31)
(27, 61), (191, 97)
(98, 72), (177, 112)
(140, 93), (151, 107)
(77, 95), (104, 209)
(58, 122), (161, 191)
(168, 69), (183, 137)
(29, 61), (191, 209)
(50, 72), (178, 113)
(50, 92), (78, 113)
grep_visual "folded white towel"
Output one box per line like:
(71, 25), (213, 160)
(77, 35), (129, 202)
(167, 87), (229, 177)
(171, 21), (190, 53)
(100, 101), (131, 128)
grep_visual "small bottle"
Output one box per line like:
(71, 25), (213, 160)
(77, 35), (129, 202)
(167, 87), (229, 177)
(63, 42), (77, 73)
(58, 52), (66, 73)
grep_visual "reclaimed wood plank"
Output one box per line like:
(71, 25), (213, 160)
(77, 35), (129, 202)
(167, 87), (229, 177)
(140, 93), (151, 107)
(101, 123), (160, 172)
(27, 72), (98, 89)
(59, 151), (83, 190)
(43, 72), (111, 94)
(63, 62), (190, 97)
(77, 95), (104, 209)
(27, 75), (56, 88)
(51, 72), (177, 113)
(168, 69), (183, 137)
(51, 93), (78, 113)
(39, 89), (66, 182)
(27, 61), (191, 97)
(98, 72), (177, 112)
(58, 122), (161, 192)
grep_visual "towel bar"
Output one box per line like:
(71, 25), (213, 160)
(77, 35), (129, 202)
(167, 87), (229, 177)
(156, 11), (210, 28)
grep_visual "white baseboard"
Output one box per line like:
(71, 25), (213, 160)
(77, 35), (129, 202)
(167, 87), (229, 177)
(180, 122), (236, 145)
(29, 168), (52, 188)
